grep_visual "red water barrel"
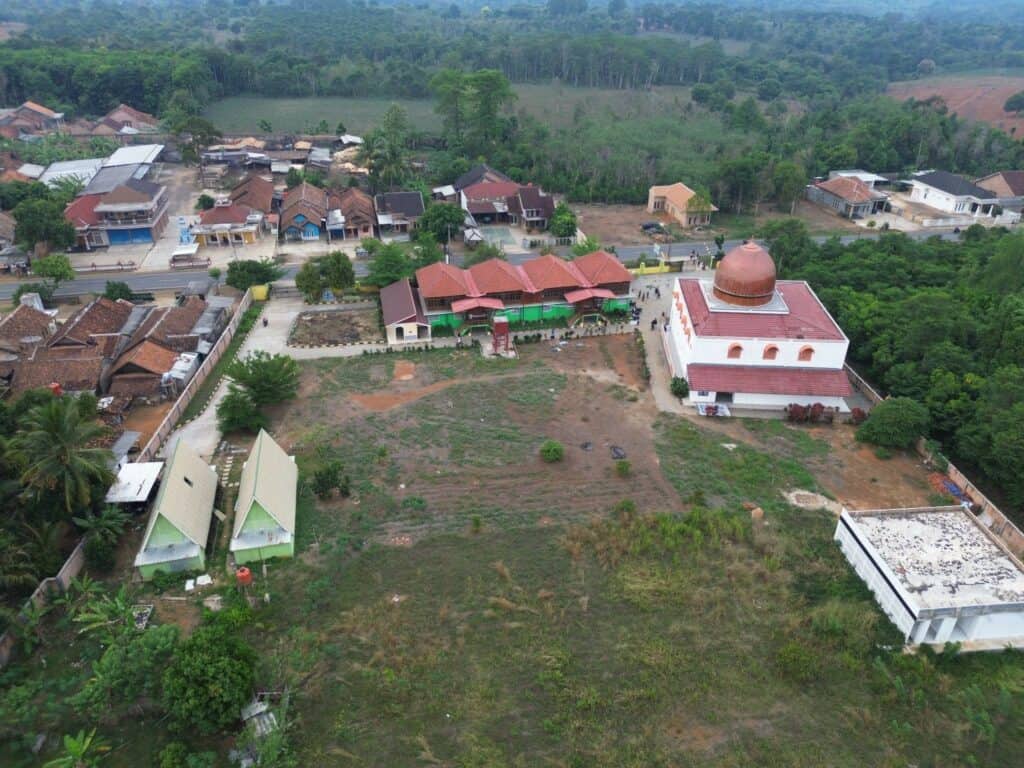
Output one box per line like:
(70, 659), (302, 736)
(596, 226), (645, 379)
(236, 567), (253, 587)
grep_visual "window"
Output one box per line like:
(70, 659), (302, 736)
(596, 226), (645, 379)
(727, 343), (743, 359)
(763, 345), (779, 360)
(697, 390), (710, 397)
(798, 345), (814, 362)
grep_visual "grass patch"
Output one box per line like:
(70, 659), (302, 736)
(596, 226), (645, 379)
(744, 418), (831, 459)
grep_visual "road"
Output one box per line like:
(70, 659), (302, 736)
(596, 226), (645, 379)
(0, 229), (962, 300)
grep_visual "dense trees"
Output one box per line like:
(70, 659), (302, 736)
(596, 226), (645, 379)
(225, 259), (284, 291)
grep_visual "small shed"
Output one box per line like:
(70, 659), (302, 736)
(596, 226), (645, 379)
(231, 430), (297, 564)
(134, 441), (217, 580)
(105, 461), (163, 505)
(380, 278), (431, 345)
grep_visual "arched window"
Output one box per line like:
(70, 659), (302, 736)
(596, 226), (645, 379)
(798, 345), (814, 362)
(763, 345), (779, 361)
(727, 343), (743, 359)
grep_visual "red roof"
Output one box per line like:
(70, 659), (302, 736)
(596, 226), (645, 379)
(572, 250), (632, 286)
(686, 364), (852, 397)
(64, 194), (103, 228)
(815, 177), (885, 204)
(110, 340), (179, 376)
(199, 203), (253, 226)
(679, 278), (845, 341)
(468, 258), (527, 295)
(463, 181), (521, 200)
(380, 278), (426, 326)
(564, 288), (615, 303)
(521, 254), (588, 291)
(451, 297), (505, 313)
(416, 262), (470, 299)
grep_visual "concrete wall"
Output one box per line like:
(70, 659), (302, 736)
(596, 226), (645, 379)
(386, 322), (430, 346)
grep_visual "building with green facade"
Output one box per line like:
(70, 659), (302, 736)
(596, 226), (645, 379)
(134, 440), (217, 581)
(230, 429), (297, 565)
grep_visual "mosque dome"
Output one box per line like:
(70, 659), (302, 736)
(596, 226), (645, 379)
(712, 241), (777, 306)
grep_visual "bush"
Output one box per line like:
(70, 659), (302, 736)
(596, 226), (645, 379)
(159, 742), (217, 768)
(539, 440), (564, 463)
(615, 459), (631, 477)
(103, 280), (133, 301)
(208, 267), (222, 279)
(196, 194), (215, 211)
(216, 384), (268, 434)
(856, 397), (929, 449)
(312, 460), (343, 500)
(776, 640), (819, 683)
(11, 282), (54, 307)
(669, 377), (689, 399)
(874, 446), (893, 460)
(84, 536), (115, 573)
(225, 259), (284, 291)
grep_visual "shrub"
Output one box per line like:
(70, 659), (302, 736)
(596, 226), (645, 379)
(208, 267), (222, 279)
(471, 514), (482, 533)
(874, 446), (893, 460)
(776, 640), (820, 683)
(103, 280), (133, 301)
(401, 496), (427, 512)
(196, 193), (215, 211)
(216, 384), (268, 434)
(225, 259), (284, 291)
(159, 742), (217, 768)
(539, 440), (564, 463)
(84, 536), (115, 573)
(312, 461), (343, 500)
(856, 397), (929, 449)
(12, 282), (53, 307)
(669, 377), (689, 399)
(615, 459), (631, 477)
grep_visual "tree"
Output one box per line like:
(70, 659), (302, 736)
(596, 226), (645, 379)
(571, 235), (601, 257)
(73, 586), (136, 646)
(772, 161), (806, 214)
(226, 351), (299, 406)
(216, 384), (267, 434)
(760, 218), (815, 274)
(162, 625), (257, 734)
(466, 70), (516, 152)
(0, 529), (38, 591)
(430, 69), (471, 146)
(225, 259), (284, 291)
(72, 624), (178, 715)
(33, 253), (75, 289)
(13, 198), (74, 254)
(294, 260), (325, 303)
(258, 119), (273, 133)
(102, 281), (133, 301)
(1003, 90), (1024, 115)
(411, 231), (443, 268)
(365, 243), (412, 286)
(73, 505), (129, 544)
(169, 116), (222, 165)
(43, 728), (110, 768)
(856, 397), (930, 449)
(195, 194), (215, 211)
(418, 202), (465, 244)
(285, 167), (303, 189)
(335, 120), (346, 135)
(11, 398), (114, 518)
(321, 251), (355, 293)
(548, 202), (578, 238)
(463, 242), (505, 267)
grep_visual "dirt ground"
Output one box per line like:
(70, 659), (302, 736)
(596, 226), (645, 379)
(120, 401), (172, 448)
(288, 307), (382, 346)
(888, 75), (1024, 137)
(574, 203), (670, 245)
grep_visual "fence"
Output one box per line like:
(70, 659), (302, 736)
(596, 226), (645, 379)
(843, 363), (885, 406)
(0, 539), (86, 668)
(915, 438), (1024, 559)
(136, 287), (255, 461)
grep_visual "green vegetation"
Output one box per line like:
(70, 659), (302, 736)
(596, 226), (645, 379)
(294, 251), (357, 303)
(539, 439), (565, 463)
(856, 398), (931, 449)
(217, 351), (299, 433)
(102, 281), (133, 302)
(225, 259), (284, 291)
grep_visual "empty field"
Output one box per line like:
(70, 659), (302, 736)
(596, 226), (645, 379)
(203, 83), (697, 134)
(887, 73), (1024, 136)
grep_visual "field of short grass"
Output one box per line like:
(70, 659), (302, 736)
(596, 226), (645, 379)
(4, 341), (1024, 767)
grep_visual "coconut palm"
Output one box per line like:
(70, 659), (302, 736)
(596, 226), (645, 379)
(72, 506), (129, 544)
(10, 398), (114, 518)
(0, 529), (38, 591)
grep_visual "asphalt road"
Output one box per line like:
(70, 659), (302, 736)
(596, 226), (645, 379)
(0, 229), (962, 300)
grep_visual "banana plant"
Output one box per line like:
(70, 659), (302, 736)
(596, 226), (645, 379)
(73, 586), (135, 645)
(43, 728), (110, 767)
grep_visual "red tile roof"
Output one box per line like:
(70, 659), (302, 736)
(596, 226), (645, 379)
(521, 254), (587, 291)
(110, 340), (179, 376)
(380, 278), (426, 326)
(49, 297), (133, 347)
(451, 297), (504, 313)
(564, 288), (615, 303)
(230, 174), (275, 213)
(815, 177), (885, 204)
(199, 203), (253, 226)
(12, 346), (105, 393)
(64, 194), (103, 229)
(572, 250), (632, 286)
(468, 258), (527, 295)
(337, 187), (375, 227)
(282, 182), (328, 215)
(686, 364), (852, 397)
(463, 181), (521, 200)
(416, 262), (470, 299)
(0, 304), (53, 348)
(678, 278), (846, 341)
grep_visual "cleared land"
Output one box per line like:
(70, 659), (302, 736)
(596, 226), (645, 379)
(203, 83), (695, 134)
(888, 73), (1024, 136)
(288, 306), (383, 346)
(7, 339), (1022, 767)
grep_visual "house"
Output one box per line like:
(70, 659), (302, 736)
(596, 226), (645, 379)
(280, 182), (330, 241)
(82, 178), (170, 246)
(81, 162), (151, 197)
(38, 158), (104, 189)
(134, 440), (217, 580)
(646, 182), (717, 227)
(374, 191), (425, 238)
(664, 241), (851, 414)
(103, 144), (164, 167)
(907, 171), (1004, 219)
(93, 104), (160, 136)
(333, 187), (374, 240)
(974, 171), (1024, 212)
(381, 278), (431, 345)
(453, 164), (511, 192)
(49, 297), (134, 350)
(461, 181), (556, 229)
(414, 250), (632, 330)
(835, 506), (1024, 650)
(191, 201), (265, 247)
(0, 300), (55, 356)
(230, 174), (277, 214)
(807, 176), (888, 219)
(0, 101), (65, 135)
(231, 429), (298, 565)
(827, 169), (890, 189)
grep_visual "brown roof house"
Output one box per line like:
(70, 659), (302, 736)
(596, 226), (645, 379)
(380, 278), (430, 346)
(460, 181), (556, 230)
(67, 178), (170, 248)
(975, 171), (1024, 211)
(93, 104), (160, 137)
(374, 191), (425, 238)
(647, 182), (717, 227)
(280, 182), (329, 241)
(807, 176), (888, 219)
(0, 101), (64, 136)
(230, 174), (277, 214)
(335, 187), (376, 240)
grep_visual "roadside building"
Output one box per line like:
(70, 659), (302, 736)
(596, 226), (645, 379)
(380, 277), (431, 345)
(974, 171), (1024, 212)
(646, 182), (717, 227)
(807, 176), (889, 219)
(280, 182), (331, 241)
(69, 178), (170, 247)
(134, 440), (217, 580)
(374, 191), (425, 238)
(664, 241), (851, 413)
(907, 170), (1006, 220)
(191, 200), (265, 248)
(336, 187), (375, 240)
(231, 429), (298, 565)
(460, 181), (555, 230)
(38, 158), (104, 189)
(835, 506), (1024, 650)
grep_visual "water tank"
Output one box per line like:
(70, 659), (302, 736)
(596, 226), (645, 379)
(236, 567), (253, 587)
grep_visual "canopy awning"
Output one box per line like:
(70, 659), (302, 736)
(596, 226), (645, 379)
(105, 461), (163, 503)
(564, 288), (615, 304)
(451, 297), (505, 313)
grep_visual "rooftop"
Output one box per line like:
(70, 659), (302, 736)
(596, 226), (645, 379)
(844, 507), (1024, 612)
(104, 143), (164, 167)
(815, 176), (888, 204)
(912, 170), (998, 200)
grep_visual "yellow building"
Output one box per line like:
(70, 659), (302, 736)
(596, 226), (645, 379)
(192, 201), (265, 247)
(646, 182), (717, 227)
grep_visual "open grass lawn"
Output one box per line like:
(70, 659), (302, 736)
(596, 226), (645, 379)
(4, 341), (1024, 767)
(203, 83), (697, 134)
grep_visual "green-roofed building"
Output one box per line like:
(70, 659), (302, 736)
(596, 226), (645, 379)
(134, 440), (218, 580)
(231, 429), (297, 565)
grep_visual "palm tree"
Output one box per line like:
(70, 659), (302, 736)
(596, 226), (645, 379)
(10, 398), (114, 518)
(0, 529), (38, 591)
(43, 728), (110, 768)
(72, 506), (129, 544)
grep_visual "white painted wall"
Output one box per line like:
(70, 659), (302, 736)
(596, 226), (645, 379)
(386, 322), (429, 345)
(910, 183), (996, 217)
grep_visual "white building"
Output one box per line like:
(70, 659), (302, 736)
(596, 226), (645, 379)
(663, 241), (851, 413)
(908, 170), (1005, 219)
(835, 506), (1024, 650)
